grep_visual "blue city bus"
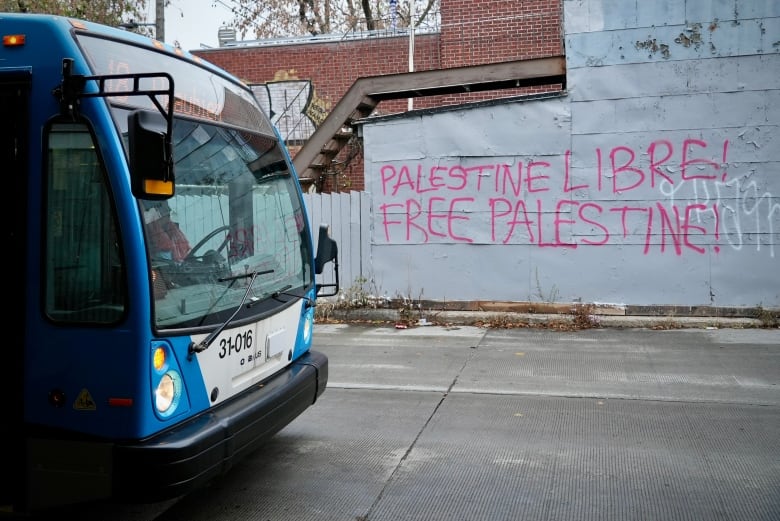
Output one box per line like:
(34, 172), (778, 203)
(0, 12), (338, 514)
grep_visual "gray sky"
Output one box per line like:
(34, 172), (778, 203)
(162, 0), (234, 50)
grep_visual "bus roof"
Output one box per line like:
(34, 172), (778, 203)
(1, 12), (273, 134)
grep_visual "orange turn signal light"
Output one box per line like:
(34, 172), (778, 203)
(3, 34), (25, 47)
(153, 346), (166, 372)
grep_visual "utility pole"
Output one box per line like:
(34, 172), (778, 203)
(408, 0), (415, 110)
(156, 0), (165, 42)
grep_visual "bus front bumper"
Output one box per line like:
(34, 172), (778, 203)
(25, 351), (327, 511)
(113, 349), (328, 502)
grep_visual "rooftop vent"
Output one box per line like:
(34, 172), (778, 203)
(218, 26), (236, 46)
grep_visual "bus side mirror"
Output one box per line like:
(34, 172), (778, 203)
(128, 110), (174, 200)
(314, 224), (339, 297)
(315, 225), (337, 274)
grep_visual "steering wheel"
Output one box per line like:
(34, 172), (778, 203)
(184, 225), (231, 262)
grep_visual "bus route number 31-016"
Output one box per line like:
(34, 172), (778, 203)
(217, 327), (264, 369)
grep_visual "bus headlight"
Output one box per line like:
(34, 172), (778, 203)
(155, 370), (182, 416)
(151, 342), (188, 420)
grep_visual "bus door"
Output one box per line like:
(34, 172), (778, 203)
(0, 68), (31, 510)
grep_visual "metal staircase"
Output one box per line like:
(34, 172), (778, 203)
(292, 56), (566, 190)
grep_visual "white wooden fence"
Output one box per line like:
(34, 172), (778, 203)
(303, 191), (370, 292)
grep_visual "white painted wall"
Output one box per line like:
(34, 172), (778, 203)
(361, 0), (780, 308)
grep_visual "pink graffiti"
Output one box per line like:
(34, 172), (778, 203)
(379, 197), (474, 243)
(376, 198), (718, 254)
(380, 138), (729, 197)
(376, 138), (730, 255)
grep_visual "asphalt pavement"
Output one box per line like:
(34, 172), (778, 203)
(161, 323), (779, 521)
(50, 323), (780, 521)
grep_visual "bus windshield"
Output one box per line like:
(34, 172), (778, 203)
(77, 34), (313, 330)
(141, 116), (312, 329)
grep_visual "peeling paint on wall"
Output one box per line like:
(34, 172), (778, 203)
(675, 23), (704, 50)
(635, 38), (671, 59)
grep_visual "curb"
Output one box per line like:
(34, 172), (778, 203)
(318, 308), (768, 329)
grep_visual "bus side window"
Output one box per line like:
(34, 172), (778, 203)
(44, 121), (126, 323)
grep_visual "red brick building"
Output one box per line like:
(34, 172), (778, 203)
(194, 0), (564, 191)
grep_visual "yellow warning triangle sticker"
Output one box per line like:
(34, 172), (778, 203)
(74, 388), (97, 411)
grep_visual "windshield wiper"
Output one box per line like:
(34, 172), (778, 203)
(219, 269), (273, 283)
(261, 284), (315, 309)
(270, 284), (292, 300)
(188, 269), (272, 358)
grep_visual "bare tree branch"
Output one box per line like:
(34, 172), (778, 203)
(229, 0), (439, 40)
(0, 0), (150, 27)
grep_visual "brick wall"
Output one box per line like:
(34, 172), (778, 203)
(440, 0), (563, 66)
(194, 0), (563, 192)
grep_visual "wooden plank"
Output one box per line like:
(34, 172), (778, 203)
(292, 57), (567, 181)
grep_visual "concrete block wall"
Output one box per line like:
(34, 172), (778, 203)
(359, 0), (780, 310)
